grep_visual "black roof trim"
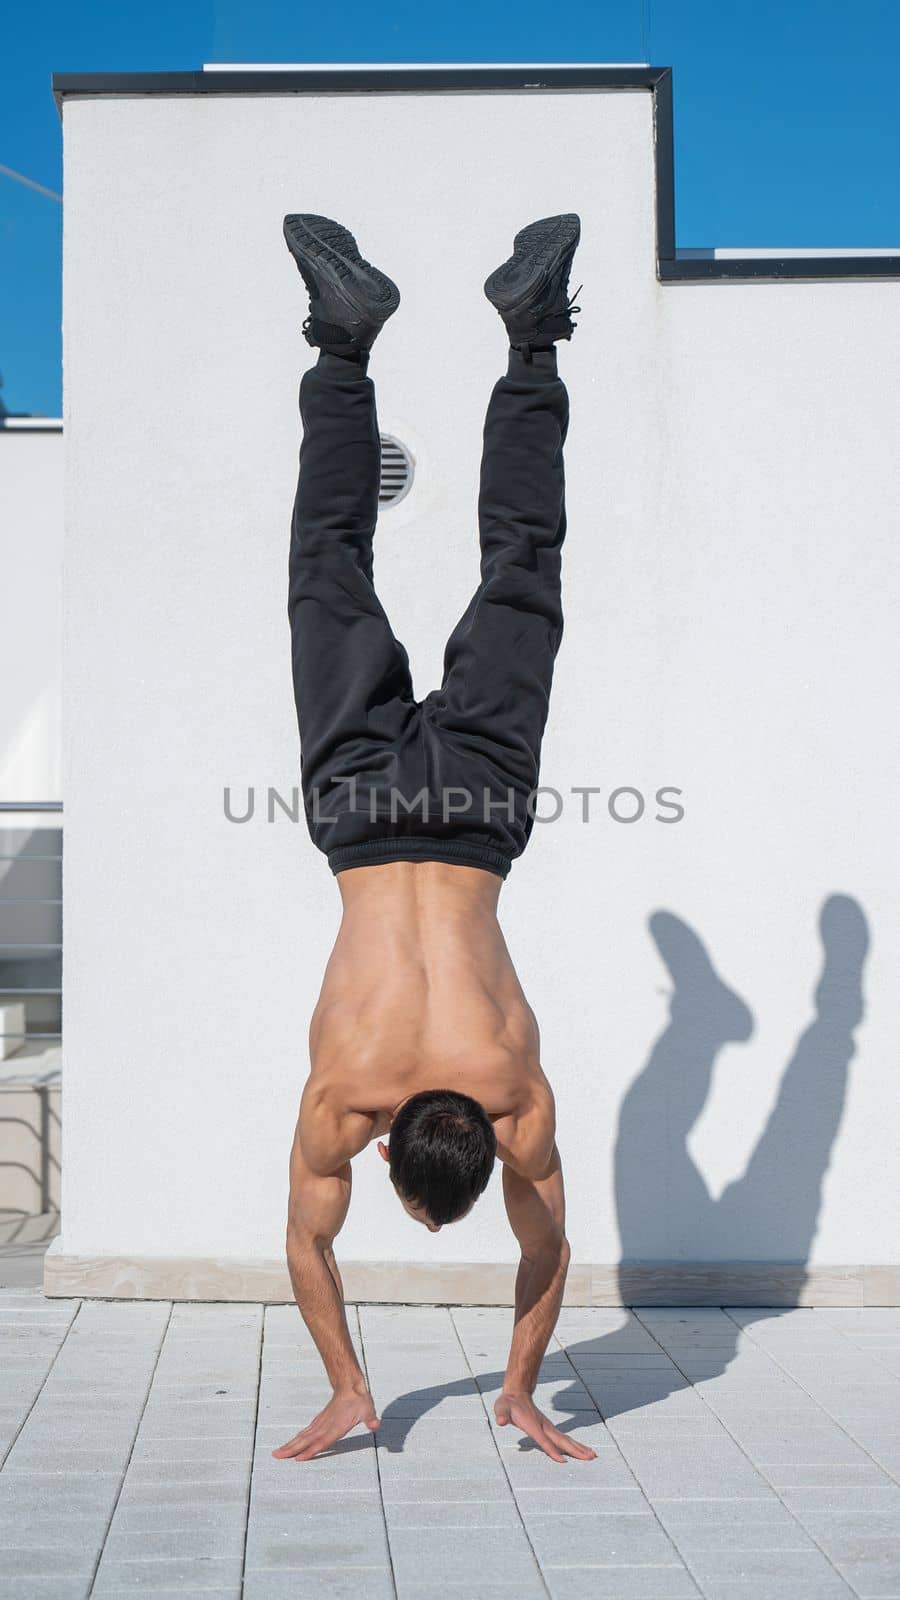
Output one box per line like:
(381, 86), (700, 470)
(0, 422), (64, 435)
(51, 65), (664, 104)
(50, 65), (900, 283)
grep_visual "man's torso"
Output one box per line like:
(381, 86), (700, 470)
(298, 861), (554, 1175)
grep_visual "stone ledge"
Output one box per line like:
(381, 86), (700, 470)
(41, 1245), (900, 1306)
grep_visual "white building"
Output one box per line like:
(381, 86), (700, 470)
(46, 65), (900, 1304)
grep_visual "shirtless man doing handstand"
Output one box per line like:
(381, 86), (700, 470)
(275, 211), (594, 1465)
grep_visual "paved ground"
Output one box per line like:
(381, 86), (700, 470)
(1, 1293), (900, 1599)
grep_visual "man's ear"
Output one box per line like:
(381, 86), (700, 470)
(376, 1140), (389, 1164)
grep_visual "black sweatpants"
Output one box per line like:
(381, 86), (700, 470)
(288, 345), (569, 879)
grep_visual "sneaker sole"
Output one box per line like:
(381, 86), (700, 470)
(484, 213), (581, 317)
(282, 213), (400, 328)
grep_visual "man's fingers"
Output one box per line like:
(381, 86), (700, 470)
(536, 1429), (568, 1463)
(514, 1412), (565, 1463)
(271, 1436), (309, 1458)
(544, 1422), (597, 1462)
(554, 1433), (595, 1459)
(293, 1430), (331, 1461)
(271, 1419), (321, 1457)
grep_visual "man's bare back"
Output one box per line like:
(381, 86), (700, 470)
(298, 862), (555, 1189)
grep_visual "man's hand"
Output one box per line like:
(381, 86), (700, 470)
(494, 1391), (597, 1463)
(272, 1387), (380, 1463)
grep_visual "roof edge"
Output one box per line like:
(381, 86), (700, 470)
(51, 64), (665, 113)
(48, 65), (900, 283)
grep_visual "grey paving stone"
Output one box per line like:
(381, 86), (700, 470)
(798, 1510), (900, 1546)
(248, 1492), (382, 1523)
(381, 1495), (522, 1528)
(12, 1419), (139, 1446)
(513, 1485), (648, 1515)
(565, 1351), (677, 1366)
(102, 1523), (247, 1564)
(140, 1400), (257, 1423)
(375, 1450), (504, 1483)
(0, 1547), (95, 1578)
(117, 1465), (249, 1493)
(833, 1554), (900, 1598)
(606, 1415), (732, 1438)
(377, 1472), (515, 1503)
(110, 1501), (250, 1535)
(653, 1497), (796, 1527)
(117, 1480), (248, 1509)
(92, 1558), (243, 1592)
(612, 1442), (774, 1499)
(669, 1521), (818, 1553)
(527, 1509), (680, 1565)
(542, 1566), (701, 1598)
(0, 1511), (106, 1550)
(681, 1547), (856, 1595)
(761, 1459), (894, 1488)
(86, 1590), (241, 1599)
(375, 1418), (498, 1458)
(150, 1384), (258, 1404)
(3, 1445), (135, 1474)
(0, 1581), (92, 1599)
(243, 1569), (392, 1600)
(725, 1430), (874, 1464)
(245, 1521), (389, 1569)
(397, 1583), (547, 1600)
(387, 1523), (541, 1589)
(0, 1307), (77, 1328)
(128, 1435), (251, 1464)
(0, 1469), (119, 1507)
(782, 1484), (900, 1513)
(376, 1393), (485, 1418)
(247, 1501), (387, 1537)
(250, 1456), (379, 1492)
(623, 1463), (776, 1499)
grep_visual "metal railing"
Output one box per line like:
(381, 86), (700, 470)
(0, 803), (63, 1048)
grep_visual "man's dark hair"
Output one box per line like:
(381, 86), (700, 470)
(389, 1089), (497, 1225)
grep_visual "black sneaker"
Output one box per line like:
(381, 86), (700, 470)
(283, 214), (400, 354)
(484, 214), (582, 357)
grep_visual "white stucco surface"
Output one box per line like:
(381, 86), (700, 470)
(58, 86), (900, 1272)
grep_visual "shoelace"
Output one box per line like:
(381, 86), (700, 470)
(520, 283), (584, 360)
(566, 283), (583, 321)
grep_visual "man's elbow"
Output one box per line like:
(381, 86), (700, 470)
(521, 1230), (570, 1269)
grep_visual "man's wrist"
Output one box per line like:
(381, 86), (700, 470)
(500, 1379), (535, 1400)
(333, 1373), (371, 1399)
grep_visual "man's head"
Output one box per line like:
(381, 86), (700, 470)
(376, 1089), (497, 1231)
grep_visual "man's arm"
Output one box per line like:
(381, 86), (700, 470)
(272, 1110), (379, 1463)
(497, 1142), (596, 1462)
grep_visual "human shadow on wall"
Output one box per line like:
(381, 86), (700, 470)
(616, 894), (869, 1298)
(368, 893), (869, 1450)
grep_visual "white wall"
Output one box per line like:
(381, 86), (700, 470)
(58, 86), (900, 1274)
(0, 431), (63, 800)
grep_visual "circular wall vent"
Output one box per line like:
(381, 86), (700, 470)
(379, 434), (414, 507)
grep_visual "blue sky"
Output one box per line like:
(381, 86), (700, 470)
(2, 0), (899, 415)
